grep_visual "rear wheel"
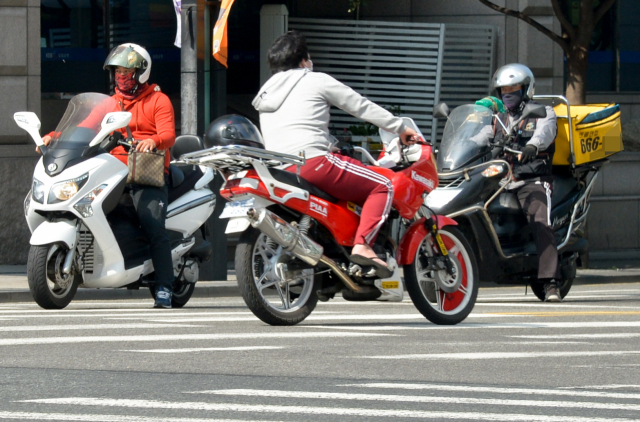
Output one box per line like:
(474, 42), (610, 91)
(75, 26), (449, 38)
(27, 244), (80, 309)
(404, 226), (479, 325)
(530, 278), (573, 301)
(236, 227), (319, 326)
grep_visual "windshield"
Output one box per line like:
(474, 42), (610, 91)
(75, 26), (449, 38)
(437, 104), (494, 172)
(49, 93), (118, 150)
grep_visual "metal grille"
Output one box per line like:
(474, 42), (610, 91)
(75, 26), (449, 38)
(78, 228), (95, 274)
(438, 177), (466, 189)
(288, 18), (495, 144)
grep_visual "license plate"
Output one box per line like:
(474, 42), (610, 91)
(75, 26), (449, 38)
(219, 198), (255, 219)
(381, 281), (400, 290)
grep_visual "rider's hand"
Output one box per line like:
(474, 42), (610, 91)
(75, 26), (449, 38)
(135, 138), (157, 153)
(519, 144), (537, 164)
(36, 135), (52, 153)
(400, 127), (419, 146)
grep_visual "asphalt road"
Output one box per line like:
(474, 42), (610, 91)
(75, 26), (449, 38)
(0, 281), (640, 421)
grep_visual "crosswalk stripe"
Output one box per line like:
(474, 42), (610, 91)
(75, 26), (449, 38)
(304, 321), (640, 330)
(0, 323), (199, 332)
(192, 388), (640, 411)
(0, 331), (392, 346)
(512, 333), (640, 339)
(366, 351), (640, 360)
(345, 382), (640, 400)
(18, 397), (638, 422)
(123, 346), (283, 354)
(0, 410), (282, 421)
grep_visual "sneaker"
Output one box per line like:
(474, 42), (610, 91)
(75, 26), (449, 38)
(154, 286), (172, 308)
(544, 281), (561, 302)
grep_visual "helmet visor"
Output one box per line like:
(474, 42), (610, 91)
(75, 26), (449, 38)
(104, 45), (146, 70)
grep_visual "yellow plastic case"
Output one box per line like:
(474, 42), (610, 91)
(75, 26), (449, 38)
(552, 103), (623, 166)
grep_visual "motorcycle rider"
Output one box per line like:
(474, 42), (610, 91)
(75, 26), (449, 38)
(252, 30), (418, 278)
(475, 63), (561, 302)
(41, 43), (177, 308)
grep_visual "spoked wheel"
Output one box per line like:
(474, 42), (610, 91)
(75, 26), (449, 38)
(236, 227), (319, 326)
(27, 244), (81, 309)
(149, 260), (198, 308)
(404, 226), (479, 325)
(530, 278), (573, 301)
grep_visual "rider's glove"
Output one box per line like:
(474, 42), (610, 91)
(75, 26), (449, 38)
(475, 96), (506, 114)
(520, 144), (538, 164)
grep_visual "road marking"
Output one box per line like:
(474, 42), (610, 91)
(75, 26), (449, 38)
(512, 333), (640, 339)
(561, 385), (640, 390)
(123, 346), (283, 354)
(474, 302), (640, 309)
(0, 331), (392, 346)
(302, 321), (640, 330)
(192, 388), (640, 411)
(366, 351), (640, 360)
(0, 410), (282, 421)
(18, 397), (640, 422)
(0, 323), (200, 332)
(477, 294), (634, 301)
(488, 311), (640, 316)
(344, 382), (640, 400)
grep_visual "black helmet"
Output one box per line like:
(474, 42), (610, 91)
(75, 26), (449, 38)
(204, 115), (265, 149)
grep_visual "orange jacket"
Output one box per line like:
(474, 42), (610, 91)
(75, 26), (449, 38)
(110, 84), (176, 171)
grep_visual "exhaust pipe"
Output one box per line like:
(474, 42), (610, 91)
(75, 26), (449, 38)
(247, 208), (324, 266)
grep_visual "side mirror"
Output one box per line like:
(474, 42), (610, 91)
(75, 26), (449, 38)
(522, 103), (547, 119)
(14, 112), (43, 146)
(433, 102), (450, 119)
(89, 111), (132, 147)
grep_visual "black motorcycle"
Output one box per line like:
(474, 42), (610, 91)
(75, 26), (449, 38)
(425, 100), (601, 300)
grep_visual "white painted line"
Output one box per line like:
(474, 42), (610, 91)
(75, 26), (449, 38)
(367, 351), (640, 360)
(0, 331), (392, 346)
(18, 397), (638, 422)
(344, 382), (640, 400)
(0, 323), (200, 332)
(192, 388), (640, 411)
(0, 410), (282, 421)
(474, 302), (640, 309)
(512, 333), (640, 339)
(300, 321), (640, 331)
(123, 346), (283, 354)
(127, 314), (431, 323)
(478, 294), (635, 301)
(561, 385), (640, 391)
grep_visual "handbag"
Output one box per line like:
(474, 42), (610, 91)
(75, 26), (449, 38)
(126, 148), (166, 187)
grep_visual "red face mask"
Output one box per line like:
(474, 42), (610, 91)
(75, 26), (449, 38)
(115, 72), (138, 94)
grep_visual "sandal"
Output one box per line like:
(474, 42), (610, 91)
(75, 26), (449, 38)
(349, 254), (393, 278)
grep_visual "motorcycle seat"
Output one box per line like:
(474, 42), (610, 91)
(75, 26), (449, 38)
(168, 164), (204, 204)
(269, 168), (338, 203)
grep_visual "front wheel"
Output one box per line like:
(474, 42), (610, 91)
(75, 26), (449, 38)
(27, 244), (81, 309)
(236, 227), (319, 326)
(404, 226), (479, 325)
(530, 278), (573, 301)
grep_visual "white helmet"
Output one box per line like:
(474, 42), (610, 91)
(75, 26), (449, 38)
(491, 63), (535, 101)
(104, 43), (152, 84)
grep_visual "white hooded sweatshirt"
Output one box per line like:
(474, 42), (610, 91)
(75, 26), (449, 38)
(252, 68), (407, 160)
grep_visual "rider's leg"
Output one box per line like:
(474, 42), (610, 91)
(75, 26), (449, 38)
(131, 179), (174, 292)
(516, 181), (559, 281)
(291, 153), (393, 267)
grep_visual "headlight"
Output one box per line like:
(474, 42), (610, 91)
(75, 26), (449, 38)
(481, 164), (507, 178)
(73, 184), (107, 218)
(49, 173), (89, 204)
(32, 179), (45, 204)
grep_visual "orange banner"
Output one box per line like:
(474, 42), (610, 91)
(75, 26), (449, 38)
(212, 0), (235, 67)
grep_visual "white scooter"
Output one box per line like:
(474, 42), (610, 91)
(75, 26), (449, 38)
(14, 92), (216, 309)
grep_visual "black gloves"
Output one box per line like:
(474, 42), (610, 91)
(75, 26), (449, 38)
(520, 144), (537, 164)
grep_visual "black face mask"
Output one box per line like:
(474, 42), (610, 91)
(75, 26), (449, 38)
(501, 90), (523, 112)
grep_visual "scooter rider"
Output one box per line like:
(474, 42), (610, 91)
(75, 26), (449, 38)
(41, 43), (177, 308)
(476, 64), (561, 302)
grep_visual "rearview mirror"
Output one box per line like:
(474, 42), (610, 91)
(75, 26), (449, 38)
(522, 103), (547, 120)
(13, 112), (43, 145)
(89, 112), (132, 147)
(433, 102), (450, 119)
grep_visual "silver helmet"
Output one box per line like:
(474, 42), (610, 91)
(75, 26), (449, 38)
(491, 63), (535, 101)
(104, 43), (152, 84)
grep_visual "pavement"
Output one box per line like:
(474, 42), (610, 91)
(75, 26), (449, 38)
(1, 264), (640, 304)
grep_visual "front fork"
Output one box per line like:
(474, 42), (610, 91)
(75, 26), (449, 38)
(424, 215), (455, 276)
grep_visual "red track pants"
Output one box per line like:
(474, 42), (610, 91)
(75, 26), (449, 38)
(288, 153), (393, 245)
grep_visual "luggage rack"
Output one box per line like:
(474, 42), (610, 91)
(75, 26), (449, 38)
(179, 145), (306, 172)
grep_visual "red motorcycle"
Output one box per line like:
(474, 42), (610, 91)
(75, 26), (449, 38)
(180, 116), (478, 326)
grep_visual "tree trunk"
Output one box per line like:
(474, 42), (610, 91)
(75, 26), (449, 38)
(565, 47), (589, 105)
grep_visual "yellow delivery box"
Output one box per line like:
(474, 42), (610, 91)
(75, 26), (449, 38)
(552, 103), (622, 166)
